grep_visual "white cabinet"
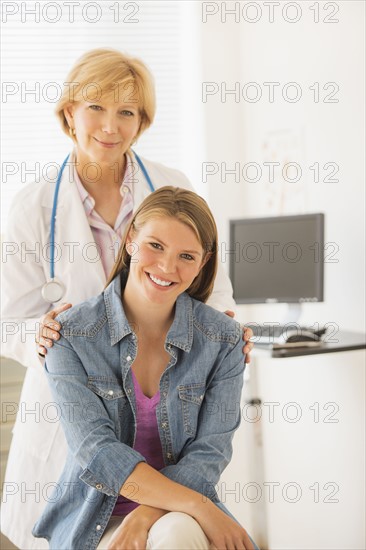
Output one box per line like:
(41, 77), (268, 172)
(220, 348), (366, 550)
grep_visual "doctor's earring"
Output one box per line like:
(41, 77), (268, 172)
(69, 127), (76, 137)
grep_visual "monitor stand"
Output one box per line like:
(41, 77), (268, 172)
(281, 303), (302, 326)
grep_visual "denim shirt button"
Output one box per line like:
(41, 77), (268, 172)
(126, 388), (132, 395)
(163, 392), (167, 397)
(166, 452), (172, 459)
(96, 483), (103, 490)
(96, 525), (102, 531)
(108, 390), (114, 396)
(126, 355), (132, 361)
(162, 422), (167, 428)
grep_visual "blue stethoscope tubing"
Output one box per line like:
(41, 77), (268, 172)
(41, 150), (155, 303)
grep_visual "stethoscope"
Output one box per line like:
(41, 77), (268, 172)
(41, 150), (155, 303)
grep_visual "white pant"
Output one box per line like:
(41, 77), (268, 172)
(97, 512), (213, 550)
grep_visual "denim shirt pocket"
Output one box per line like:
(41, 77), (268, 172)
(87, 377), (129, 428)
(178, 382), (206, 436)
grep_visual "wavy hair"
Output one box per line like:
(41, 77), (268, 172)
(55, 48), (156, 144)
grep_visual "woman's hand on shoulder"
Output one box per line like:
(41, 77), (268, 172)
(241, 325), (254, 364)
(107, 506), (167, 550)
(224, 310), (254, 364)
(36, 303), (72, 357)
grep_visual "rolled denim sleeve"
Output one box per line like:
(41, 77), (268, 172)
(161, 326), (245, 500)
(44, 334), (146, 497)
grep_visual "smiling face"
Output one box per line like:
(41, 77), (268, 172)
(64, 94), (141, 166)
(125, 216), (207, 308)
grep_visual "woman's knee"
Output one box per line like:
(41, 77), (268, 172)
(147, 511), (211, 550)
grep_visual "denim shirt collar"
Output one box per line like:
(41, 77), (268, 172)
(103, 275), (194, 352)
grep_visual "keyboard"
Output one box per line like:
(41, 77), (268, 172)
(246, 324), (326, 345)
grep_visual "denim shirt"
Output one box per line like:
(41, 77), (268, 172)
(32, 275), (246, 550)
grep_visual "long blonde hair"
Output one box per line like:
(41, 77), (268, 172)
(106, 186), (218, 303)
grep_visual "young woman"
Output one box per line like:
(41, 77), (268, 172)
(32, 186), (258, 550)
(1, 48), (253, 549)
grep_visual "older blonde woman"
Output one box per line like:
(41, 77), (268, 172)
(1, 49), (253, 549)
(33, 186), (258, 550)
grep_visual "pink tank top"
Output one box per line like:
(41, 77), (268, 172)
(113, 371), (165, 516)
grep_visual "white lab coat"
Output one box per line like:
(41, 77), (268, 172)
(0, 151), (236, 549)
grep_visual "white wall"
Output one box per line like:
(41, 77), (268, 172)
(199, 0), (365, 333)
(198, 2), (365, 548)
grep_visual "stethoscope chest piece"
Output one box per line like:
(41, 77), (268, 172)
(41, 279), (65, 303)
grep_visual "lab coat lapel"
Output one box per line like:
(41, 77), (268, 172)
(130, 151), (153, 208)
(55, 165), (107, 292)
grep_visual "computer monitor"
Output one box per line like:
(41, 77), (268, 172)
(229, 213), (324, 305)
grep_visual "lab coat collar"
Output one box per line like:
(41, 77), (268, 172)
(40, 149), (150, 210)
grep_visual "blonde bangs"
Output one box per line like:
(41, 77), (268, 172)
(55, 48), (156, 139)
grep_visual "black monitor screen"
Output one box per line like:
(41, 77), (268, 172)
(229, 213), (324, 304)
